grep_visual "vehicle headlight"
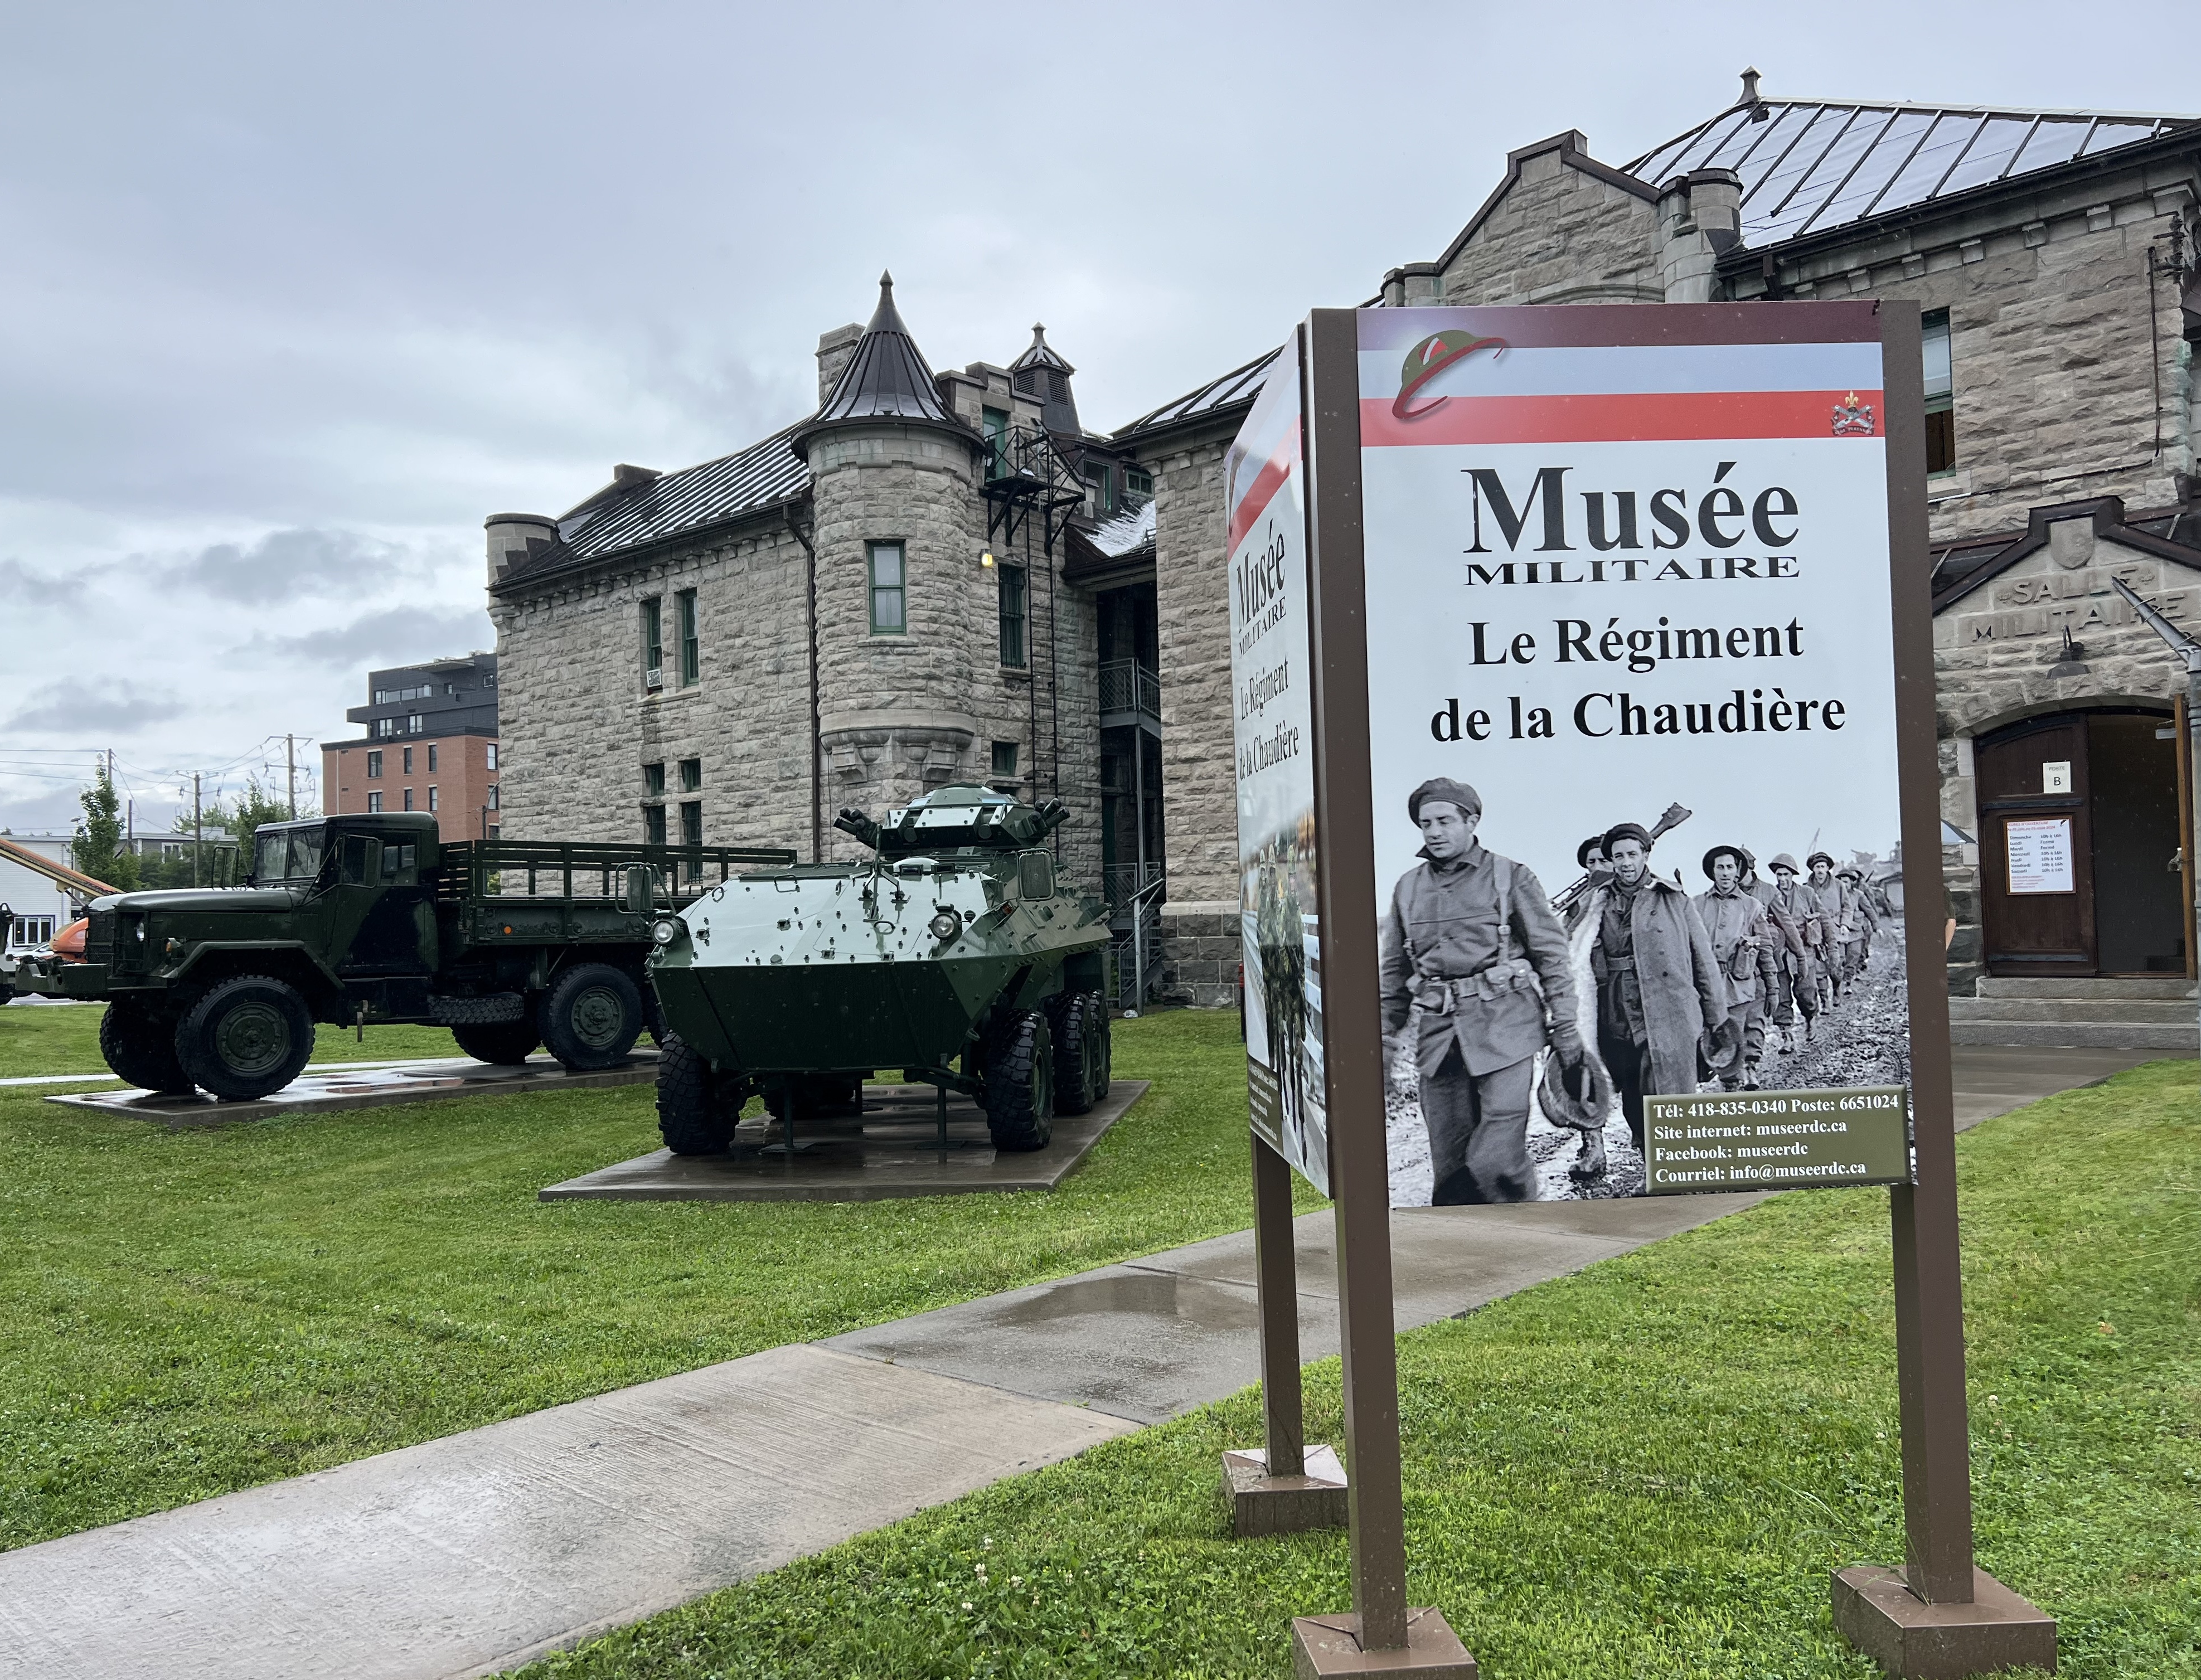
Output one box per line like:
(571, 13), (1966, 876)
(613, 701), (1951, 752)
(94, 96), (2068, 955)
(928, 910), (961, 941)
(652, 917), (682, 945)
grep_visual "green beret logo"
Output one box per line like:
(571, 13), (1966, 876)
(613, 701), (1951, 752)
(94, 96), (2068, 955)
(1394, 330), (1506, 421)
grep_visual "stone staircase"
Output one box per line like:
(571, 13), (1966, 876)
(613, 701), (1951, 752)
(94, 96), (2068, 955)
(1947, 976), (2200, 1049)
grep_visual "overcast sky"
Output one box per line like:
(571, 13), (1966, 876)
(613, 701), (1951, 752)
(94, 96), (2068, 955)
(2, 0), (2188, 836)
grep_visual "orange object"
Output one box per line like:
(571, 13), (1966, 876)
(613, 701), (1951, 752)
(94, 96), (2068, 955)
(51, 917), (89, 962)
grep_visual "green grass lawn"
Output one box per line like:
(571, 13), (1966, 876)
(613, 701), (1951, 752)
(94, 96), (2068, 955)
(0, 1001), (463, 1079)
(508, 1061), (2201, 1680)
(0, 1008), (1313, 1551)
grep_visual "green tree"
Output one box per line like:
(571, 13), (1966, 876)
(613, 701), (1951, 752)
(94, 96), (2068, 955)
(70, 770), (140, 892)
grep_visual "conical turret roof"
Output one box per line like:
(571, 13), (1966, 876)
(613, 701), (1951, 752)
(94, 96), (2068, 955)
(806, 273), (961, 431)
(1009, 322), (1080, 434)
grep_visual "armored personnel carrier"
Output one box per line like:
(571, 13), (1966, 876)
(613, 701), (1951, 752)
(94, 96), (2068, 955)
(648, 785), (1112, 1155)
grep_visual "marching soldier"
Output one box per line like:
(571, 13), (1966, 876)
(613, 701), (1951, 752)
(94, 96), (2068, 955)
(1587, 822), (1725, 1153)
(1762, 852), (1821, 1050)
(1800, 852), (1850, 1008)
(1379, 778), (1581, 1205)
(1694, 845), (1780, 1090)
(1562, 834), (1610, 933)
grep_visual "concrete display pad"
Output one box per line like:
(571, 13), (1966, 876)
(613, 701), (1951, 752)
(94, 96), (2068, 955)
(539, 1078), (1150, 1203)
(46, 1050), (659, 1128)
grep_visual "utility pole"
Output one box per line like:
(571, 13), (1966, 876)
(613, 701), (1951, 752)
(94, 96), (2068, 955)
(287, 734), (297, 819)
(192, 773), (202, 890)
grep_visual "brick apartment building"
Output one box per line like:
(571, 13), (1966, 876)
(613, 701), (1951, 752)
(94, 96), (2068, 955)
(323, 653), (502, 842)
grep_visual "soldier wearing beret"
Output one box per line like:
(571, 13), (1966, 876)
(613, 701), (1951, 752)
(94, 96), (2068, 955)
(1693, 844), (1779, 1090)
(1379, 778), (1581, 1203)
(1588, 822), (1725, 1150)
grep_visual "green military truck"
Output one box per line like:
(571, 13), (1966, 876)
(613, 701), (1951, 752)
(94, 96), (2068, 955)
(12, 812), (793, 1101)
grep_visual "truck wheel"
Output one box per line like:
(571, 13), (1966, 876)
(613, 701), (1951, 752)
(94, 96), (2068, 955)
(174, 976), (315, 1101)
(99, 1001), (193, 1094)
(1045, 991), (1110, 1115)
(540, 964), (644, 1071)
(656, 1033), (743, 1155)
(450, 1020), (540, 1065)
(982, 1009), (1054, 1152)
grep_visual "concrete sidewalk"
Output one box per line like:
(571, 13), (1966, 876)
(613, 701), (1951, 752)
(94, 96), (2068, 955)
(0, 1043), (2173, 1680)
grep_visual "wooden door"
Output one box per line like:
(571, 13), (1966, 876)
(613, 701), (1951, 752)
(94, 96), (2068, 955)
(1977, 715), (2094, 974)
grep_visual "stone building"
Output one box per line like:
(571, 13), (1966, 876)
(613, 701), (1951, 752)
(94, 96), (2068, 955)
(1108, 77), (2201, 1005)
(487, 277), (1162, 987)
(488, 77), (2201, 1013)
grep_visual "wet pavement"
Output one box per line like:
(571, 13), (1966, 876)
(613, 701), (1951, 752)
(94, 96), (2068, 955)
(45, 1050), (659, 1126)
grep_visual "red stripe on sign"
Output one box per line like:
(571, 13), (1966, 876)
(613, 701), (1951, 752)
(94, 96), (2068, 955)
(1227, 438), (1300, 553)
(1359, 390), (1885, 447)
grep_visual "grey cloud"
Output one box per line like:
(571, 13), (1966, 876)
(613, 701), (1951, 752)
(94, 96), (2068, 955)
(169, 528), (410, 603)
(0, 559), (93, 609)
(6, 681), (185, 735)
(241, 605), (495, 668)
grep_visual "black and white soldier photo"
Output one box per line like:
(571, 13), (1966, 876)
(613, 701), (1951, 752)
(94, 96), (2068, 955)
(1380, 788), (1913, 1205)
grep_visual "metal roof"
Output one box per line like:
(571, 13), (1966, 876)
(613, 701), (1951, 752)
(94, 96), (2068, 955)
(1111, 346), (1281, 442)
(808, 271), (961, 430)
(547, 426), (810, 567)
(1628, 99), (2199, 249)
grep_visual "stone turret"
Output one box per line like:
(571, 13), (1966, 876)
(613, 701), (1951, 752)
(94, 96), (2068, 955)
(794, 274), (988, 849)
(1659, 167), (1744, 303)
(483, 513), (560, 589)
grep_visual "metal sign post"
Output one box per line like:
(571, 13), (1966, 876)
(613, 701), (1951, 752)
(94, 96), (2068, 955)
(1828, 305), (2057, 1676)
(1288, 307), (1476, 1676)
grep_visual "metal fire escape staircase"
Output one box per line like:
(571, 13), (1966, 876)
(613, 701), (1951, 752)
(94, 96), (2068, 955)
(980, 425), (1163, 1007)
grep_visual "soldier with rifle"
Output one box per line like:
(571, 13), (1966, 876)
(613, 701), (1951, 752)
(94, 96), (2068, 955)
(1693, 844), (1780, 1090)
(1586, 822), (1727, 1153)
(1801, 851), (1851, 1008)
(1379, 778), (1581, 1204)
(1763, 853), (1824, 1045)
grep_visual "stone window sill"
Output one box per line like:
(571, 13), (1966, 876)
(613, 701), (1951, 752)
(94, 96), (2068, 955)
(1000, 667), (1033, 686)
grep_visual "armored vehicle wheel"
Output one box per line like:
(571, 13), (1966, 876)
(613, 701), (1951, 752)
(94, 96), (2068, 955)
(982, 1008), (1054, 1152)
(174, 975), (315, 1101)
(1046, 991), (1109, 1116)
(540, 963), (644, 1071)
(99, 1001), (193, 1094)
(643, 987), (668, 1047)
(450, 1020), (540, 1065)
(656, 1033), (744, 1155)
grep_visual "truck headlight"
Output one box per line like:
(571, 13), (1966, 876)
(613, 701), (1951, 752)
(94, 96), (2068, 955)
(928, 910), (960, 941)
(652, 917), (682, 945)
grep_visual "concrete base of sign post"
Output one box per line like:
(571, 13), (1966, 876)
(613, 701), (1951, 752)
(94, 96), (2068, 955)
(1221, 1444), (1347, 1537)
(1290, 1608), (1476, 1678)
(1832, 1566), (2056, 1677)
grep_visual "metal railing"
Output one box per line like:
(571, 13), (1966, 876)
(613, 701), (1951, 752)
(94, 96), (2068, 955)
(437, 839), (796, 904)
(1109, 868), (1167, 1011)
(1098, 659), (1161, 721)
